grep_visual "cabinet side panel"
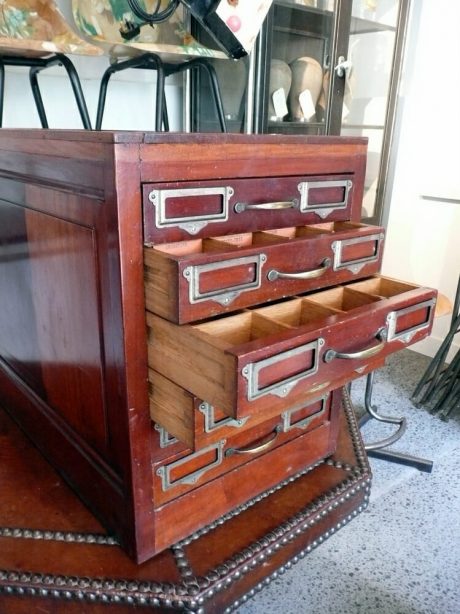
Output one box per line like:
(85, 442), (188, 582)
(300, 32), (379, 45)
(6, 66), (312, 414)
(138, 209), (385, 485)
(24, 207), (108, 451)
(0, 198), (45, 396)
(0, 182), (109, 454)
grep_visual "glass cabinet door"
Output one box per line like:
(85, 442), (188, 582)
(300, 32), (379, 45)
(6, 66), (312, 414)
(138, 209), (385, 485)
(256, 0), (337, 135)
(190, 0), (349, 135)
(340, 0), (408, 223)
(190, 0), (410, 224)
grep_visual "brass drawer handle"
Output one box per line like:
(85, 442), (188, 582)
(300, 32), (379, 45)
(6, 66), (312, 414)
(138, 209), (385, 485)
(234, 200), (298, 213)
(324, 327), (388, 363)
(225, 426), (281, 457)
(267, 257), (331, 282)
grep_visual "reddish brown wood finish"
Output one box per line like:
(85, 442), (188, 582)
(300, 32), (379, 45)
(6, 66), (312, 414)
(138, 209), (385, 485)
(151, 390), (340, 509)
(0, 129), (430, 564)
(144, 222), (385, 324)
(147, 280), (437, 419)
(143, 173), (361, 244)
(0, 395), (370, 613)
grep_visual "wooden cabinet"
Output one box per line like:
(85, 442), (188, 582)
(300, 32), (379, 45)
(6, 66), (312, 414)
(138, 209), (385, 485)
(0, 130), (435, 564)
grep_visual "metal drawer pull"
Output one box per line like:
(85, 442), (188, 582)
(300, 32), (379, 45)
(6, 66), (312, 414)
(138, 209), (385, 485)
(324, 327), (388, 363)
(234, 200), (298, 213)
(267, 257), (331, 282)
(225, 426), (281, 457)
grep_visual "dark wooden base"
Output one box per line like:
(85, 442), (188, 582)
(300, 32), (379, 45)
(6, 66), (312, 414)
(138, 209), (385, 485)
(0, 390), (371, 613)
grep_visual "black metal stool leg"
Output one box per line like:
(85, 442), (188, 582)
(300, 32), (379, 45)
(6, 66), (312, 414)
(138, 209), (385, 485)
(162, 90), (170, 132)
(195, 60), (227, 133)
(96, 53), (165, 131)
(28, 54), (91, 129)
(359, 371), (433, 473)
(29, 67), (49, 128)
(164, 58), (227, 133)
(53, 54), (92, 129)
(0, 61), (5, 127)
(144, 54), (165, 132)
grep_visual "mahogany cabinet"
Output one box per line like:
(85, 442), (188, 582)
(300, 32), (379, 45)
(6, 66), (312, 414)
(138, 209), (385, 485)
(0, 130), (436, 563)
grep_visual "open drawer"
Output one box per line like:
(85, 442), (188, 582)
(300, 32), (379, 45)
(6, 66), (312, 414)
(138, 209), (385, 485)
(144, 222), (385, 323)
(143, 174), (360, 244)
(147, 276), (437, 419)
(150, 370), (341, 450)
(152, 388), (341, 507)
(149, 356), (385, 450)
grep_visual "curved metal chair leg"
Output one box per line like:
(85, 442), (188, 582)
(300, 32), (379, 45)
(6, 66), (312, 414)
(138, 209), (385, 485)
(362, 371), (407, 451)
(359, 371), (433, 473)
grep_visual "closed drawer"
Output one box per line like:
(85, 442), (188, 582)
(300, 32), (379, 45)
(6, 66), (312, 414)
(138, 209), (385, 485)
(144, 222), (384, 323)
(150, 369), (333, 450)
(143, 174), (359, 244)
(152, 388), (341, 507)
(147, 276), (437, 419)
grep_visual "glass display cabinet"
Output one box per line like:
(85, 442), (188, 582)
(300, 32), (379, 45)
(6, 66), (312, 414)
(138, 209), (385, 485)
(190, 0), (411, 224)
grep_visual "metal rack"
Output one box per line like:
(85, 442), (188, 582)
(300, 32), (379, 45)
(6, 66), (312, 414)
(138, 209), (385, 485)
(412, 275), (460, 421)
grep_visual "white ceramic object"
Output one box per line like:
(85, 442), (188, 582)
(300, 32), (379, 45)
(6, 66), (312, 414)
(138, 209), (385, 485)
(268, 59), (291, 121)
(288, 56), (323, 121)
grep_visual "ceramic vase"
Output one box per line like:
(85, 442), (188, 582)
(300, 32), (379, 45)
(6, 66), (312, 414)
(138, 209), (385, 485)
(288, 56), (323, 122)
(268, 59), (292, 121)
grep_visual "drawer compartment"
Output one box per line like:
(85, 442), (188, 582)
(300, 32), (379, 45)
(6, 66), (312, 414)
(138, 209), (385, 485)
(147, 276), (437, 419)
(149, 369), (333, 450)
(144, 222), (384, 323)
(152, 389), (341, 506)
(143, 174), (360, 244)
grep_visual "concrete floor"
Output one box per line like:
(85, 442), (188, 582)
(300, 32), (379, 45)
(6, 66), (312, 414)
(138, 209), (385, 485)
(235, 350), (460, 614)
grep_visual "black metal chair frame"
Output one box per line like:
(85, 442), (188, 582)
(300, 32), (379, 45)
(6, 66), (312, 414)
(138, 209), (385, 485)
(0, 53), (91, 129)
(95, 53), (227, 132)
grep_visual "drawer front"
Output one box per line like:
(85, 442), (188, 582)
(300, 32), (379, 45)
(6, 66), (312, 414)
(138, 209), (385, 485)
(149, 368), (333, 450)
(147, 276), (437, 419)
(143, 175), (359, 244)
(144, 222), (384, 323)
(152, 389), (340, 506)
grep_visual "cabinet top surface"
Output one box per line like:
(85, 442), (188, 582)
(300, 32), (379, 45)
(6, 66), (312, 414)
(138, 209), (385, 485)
(0, 129), (367, 147)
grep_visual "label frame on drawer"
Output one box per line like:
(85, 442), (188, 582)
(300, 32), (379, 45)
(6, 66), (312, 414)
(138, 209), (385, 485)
(386, 299), (436, 344)
(148, 186), (233, 234)
(242, 338), (324, 402)
(154, 423), (179, 448)
(156, 439), (226, 491)
(198, 402), (248, 433)
(331, 232), (384, 274)
(183, 253), (267, 306)
(281, 394), (329, 432)
(298, 179), (353, 219)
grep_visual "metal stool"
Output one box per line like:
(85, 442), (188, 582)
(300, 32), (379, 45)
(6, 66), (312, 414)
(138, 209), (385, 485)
(0, 53), (91, 129)
(95, 54), (227, 132)
(71, 0), (227, 132)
